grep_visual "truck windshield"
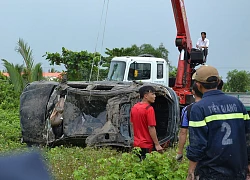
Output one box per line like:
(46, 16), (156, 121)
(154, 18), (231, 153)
(107, 61), (126, 81)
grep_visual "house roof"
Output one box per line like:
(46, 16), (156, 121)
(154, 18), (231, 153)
(2, 72), (62, 78)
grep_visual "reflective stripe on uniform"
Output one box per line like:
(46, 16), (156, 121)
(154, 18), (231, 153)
(205, 113), (245, 123)
(244, 114), (250, 120)
(189, 120), (206, 127)
(189, 113), (247, 127)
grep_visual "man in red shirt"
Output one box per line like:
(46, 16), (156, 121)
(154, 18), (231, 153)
(130, 86), (163, 160)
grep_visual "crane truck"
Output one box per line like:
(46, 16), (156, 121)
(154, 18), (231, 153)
(106, 0), (205, 107)
(19, 0), (216, 148)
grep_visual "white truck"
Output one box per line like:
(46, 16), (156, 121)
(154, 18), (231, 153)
(107, 55), (170, 87)
(106, 55), (250, 113)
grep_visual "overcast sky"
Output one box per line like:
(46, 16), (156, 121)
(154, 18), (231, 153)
(0, 0), (249, 81)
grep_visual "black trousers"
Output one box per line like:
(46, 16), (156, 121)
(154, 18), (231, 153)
(138, 146), (156, 160)
(203, 48), (208, 62)
(196, 169), (246, 180)
(198, 176), (246, 180)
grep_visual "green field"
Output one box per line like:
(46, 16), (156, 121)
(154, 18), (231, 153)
(0, 108), (189, 180)
(0, 77), (189, 180)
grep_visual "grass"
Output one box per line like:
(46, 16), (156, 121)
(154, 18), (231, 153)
(0, 108), (189, 180)
(46, 146), (121, 180)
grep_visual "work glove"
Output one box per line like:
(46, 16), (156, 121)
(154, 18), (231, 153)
(176, 153), (183, 162)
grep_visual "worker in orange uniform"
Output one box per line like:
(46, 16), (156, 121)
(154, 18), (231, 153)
(130, 86), (163, 160)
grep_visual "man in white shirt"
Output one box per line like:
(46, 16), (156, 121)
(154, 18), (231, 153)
(196, 32), (209, 63)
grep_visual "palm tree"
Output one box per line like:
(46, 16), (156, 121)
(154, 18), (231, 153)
(1, 59), (25, 93)
(1, 38), (43, 93)
(14, 64), (24, 74)
(48, 67), (59, 73)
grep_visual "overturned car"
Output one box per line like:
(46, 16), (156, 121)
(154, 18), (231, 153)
(20, 79), (180, 148)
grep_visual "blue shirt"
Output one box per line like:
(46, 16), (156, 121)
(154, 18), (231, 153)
(181, 106), (188, 128)
(187, 90), (250, 178)
(180, 103), (195, 128)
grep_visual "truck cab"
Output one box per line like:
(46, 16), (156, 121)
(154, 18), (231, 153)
(107, 55), (170, 87)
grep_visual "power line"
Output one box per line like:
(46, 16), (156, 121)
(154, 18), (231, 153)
(97, 0), (109, 81)
(89, 0), (107, 82)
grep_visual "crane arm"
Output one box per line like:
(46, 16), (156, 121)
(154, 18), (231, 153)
(171, 0), (192, 52)
(171, 0), (194, 105)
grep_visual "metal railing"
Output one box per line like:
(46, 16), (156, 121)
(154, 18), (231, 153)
(226, 92), (250, 111)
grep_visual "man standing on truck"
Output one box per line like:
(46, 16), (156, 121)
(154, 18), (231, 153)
(176, 82), (203, 162)
(196, 32), (209, 63)
(130, 86), (163, 160)
(186, 65), (250, 180)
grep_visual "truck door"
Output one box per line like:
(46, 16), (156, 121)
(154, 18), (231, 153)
(127, 62), (152, 83)
(153, 62), (167, 86)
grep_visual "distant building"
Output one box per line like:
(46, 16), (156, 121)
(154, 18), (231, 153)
(2, 72), (62, 81)
(43, 72), (62, 81)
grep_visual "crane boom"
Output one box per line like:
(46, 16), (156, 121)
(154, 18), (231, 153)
(171, 0), (201, 105)
(171, 0), (192, 52)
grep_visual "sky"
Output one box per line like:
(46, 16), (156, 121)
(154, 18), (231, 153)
(0, 0), (250, 81)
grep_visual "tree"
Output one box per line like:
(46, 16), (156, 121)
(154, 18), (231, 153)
(1, 59), (25, 93)
(44, 43), (171, 81)
(221, 82), (229, 92)
(48, 68), (59, 73)
(1, 38), (44, 93)
(0, 76), (20, 110)
(44, 47), (107, 81)
(226, 69), (250, 92)
(105, 43), (169, 63)
(105, 43), (177, 77)
(0, 72), (7, 80)
(169, 66), (177, 78)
